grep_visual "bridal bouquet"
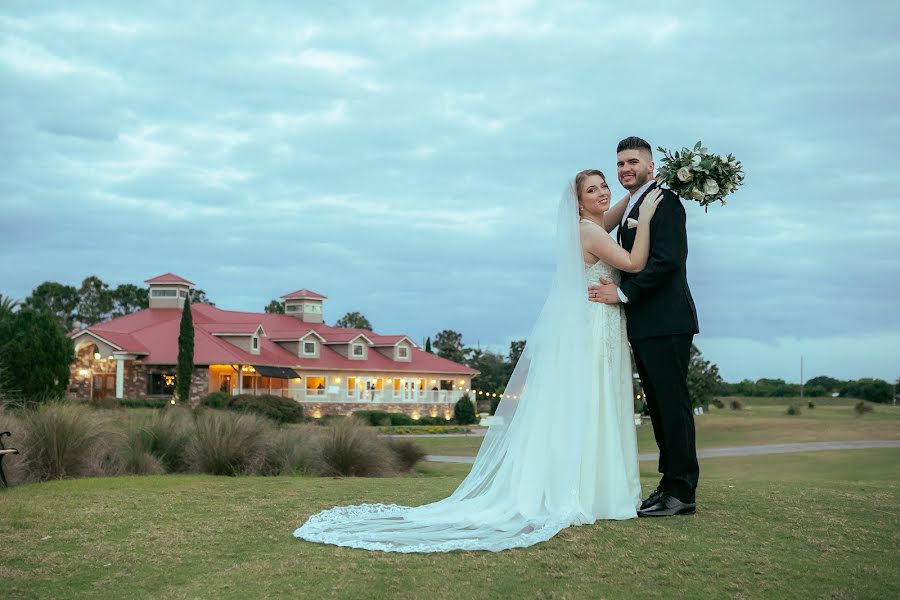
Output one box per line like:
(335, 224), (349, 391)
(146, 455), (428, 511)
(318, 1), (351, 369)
(656, 141), (744, 209)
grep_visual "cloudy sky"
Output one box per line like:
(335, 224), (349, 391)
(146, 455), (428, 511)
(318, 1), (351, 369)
(1, 1), (898, 383)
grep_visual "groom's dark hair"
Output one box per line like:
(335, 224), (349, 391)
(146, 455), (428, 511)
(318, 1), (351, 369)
(617, 136), (652, 158)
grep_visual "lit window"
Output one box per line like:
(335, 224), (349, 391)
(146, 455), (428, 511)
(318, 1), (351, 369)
(303, 341), (316, 355)
(148, 373), (176, 395)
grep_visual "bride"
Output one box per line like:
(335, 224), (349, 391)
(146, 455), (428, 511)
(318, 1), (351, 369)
(293, 170), (662, 552)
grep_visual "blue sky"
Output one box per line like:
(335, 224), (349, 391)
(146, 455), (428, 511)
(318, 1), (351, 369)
(1, 1), (898, 383)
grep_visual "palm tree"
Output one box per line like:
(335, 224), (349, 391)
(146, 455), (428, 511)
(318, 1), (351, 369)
(0, 294), (19, 315)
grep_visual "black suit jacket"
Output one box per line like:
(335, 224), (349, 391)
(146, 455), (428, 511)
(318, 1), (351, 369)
(617, 183), (700, 341)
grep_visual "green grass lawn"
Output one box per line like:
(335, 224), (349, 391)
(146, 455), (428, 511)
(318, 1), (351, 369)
(414, 399), (900, 457)
(2, 448), (898, 599)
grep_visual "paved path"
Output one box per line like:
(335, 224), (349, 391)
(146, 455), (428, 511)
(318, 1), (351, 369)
(424, 439), (900, 464)
(384, 430), (487, 438)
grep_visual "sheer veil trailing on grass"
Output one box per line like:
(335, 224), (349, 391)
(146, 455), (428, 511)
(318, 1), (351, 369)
(293, 183), (639, 552)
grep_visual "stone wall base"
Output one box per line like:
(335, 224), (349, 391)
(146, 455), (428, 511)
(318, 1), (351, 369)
(300, 402), (457, 420)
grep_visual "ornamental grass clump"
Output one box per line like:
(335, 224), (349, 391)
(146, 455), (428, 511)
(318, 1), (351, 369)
(853, 401), (874, 416)
(319, 417), (398, 477)
(387, 438), (427, 471)
(188, 410), (269, 476)
(134, 407), (193, 473)
(786, 404), (802, 416)
(17, 401), (121, 481)
(122, 430), (165, 476)
(257, 426), (323, 476)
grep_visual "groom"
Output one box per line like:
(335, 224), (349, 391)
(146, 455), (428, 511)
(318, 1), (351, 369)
(589, 136), (700, 517)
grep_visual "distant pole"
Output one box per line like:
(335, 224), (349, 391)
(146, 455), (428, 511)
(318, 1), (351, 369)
(800, 355), (804, 402)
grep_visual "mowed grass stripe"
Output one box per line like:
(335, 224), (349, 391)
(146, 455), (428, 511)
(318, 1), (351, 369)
(1, 449), (898, 599)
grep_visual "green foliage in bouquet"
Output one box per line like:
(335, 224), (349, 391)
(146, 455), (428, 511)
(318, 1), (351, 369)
(656, 141), (744, 209)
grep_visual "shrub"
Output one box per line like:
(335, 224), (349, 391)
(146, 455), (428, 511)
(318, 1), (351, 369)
(228, 394), (304, 424)
(352, 410), (392, 426)
(379, 425), (471, 435)
(711, 398), (725, 409)
(388, 438), (427, 471)
(318, 417), (397, 477)
(854, 401), (874, 416)
(117, 397), (169, 409)
(730, 399), (744, 410)
(199, 391), (231, 409)
(786, 404), (802, 416)
(188, 410), (269, 476)
(389, 413), (415, 426)
(413, 416), (447, 426)
(453, 394), (477, 425)
(807, 401), (816, 409)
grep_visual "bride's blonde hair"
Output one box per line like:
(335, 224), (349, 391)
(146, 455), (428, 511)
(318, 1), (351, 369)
(573, 169), (606, 218)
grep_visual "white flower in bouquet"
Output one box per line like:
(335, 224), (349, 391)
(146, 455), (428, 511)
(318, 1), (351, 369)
(655, 141), (745, 210)
(703, 179), (719, 195)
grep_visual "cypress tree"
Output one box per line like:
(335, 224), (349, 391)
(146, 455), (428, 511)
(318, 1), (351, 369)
(424, 336), (432, 353)
(176, 296), (194, 403)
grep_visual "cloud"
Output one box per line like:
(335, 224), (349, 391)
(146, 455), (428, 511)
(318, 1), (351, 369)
(0, 0), (898, 382)
(0, 36), (119, 81)
(273, 49), (370, 74)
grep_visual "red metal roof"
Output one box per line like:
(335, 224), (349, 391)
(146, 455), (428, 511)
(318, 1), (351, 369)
(369, 335), (415, 346)
(144, 273), (196, 285)
(200, 323), (265, 335)
(322, 330), (374, 344)
(280, 288), (327, 300)
(71, 303), (476, 375)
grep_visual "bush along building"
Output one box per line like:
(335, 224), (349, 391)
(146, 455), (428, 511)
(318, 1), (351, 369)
(67, 273), (477, 419)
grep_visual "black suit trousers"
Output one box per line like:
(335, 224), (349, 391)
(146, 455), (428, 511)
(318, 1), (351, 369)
(631, 333), (699, 503)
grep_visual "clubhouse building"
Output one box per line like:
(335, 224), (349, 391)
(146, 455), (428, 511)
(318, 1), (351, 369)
(67, 273), (477, 418)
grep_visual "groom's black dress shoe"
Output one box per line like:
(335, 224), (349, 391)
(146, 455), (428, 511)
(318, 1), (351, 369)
(637, 493), (696, 518)
(640, 488), (665, 511)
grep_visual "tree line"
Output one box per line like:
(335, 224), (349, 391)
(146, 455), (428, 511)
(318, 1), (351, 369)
(721, 376), (896, 404)
(1, 282), (897, 407)
(426, 329), (726, 410)
(425, 328), (898, 408)
(0, 276), (213, 331)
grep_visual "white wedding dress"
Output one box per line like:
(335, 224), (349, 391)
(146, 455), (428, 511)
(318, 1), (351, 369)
(293, 187), (641, 552)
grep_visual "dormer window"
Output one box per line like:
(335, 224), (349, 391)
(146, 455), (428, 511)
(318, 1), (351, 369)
(151, 289), (177, 297)
(398, 346), (409, 359)
(352, 343), (364, 357)
(303, 341), (317, 355)
(252, 336), (259, 351)
(179, 290), (187, 298)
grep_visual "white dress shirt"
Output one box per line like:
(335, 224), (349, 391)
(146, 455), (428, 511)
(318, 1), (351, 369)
(617, 179), (656, 303)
